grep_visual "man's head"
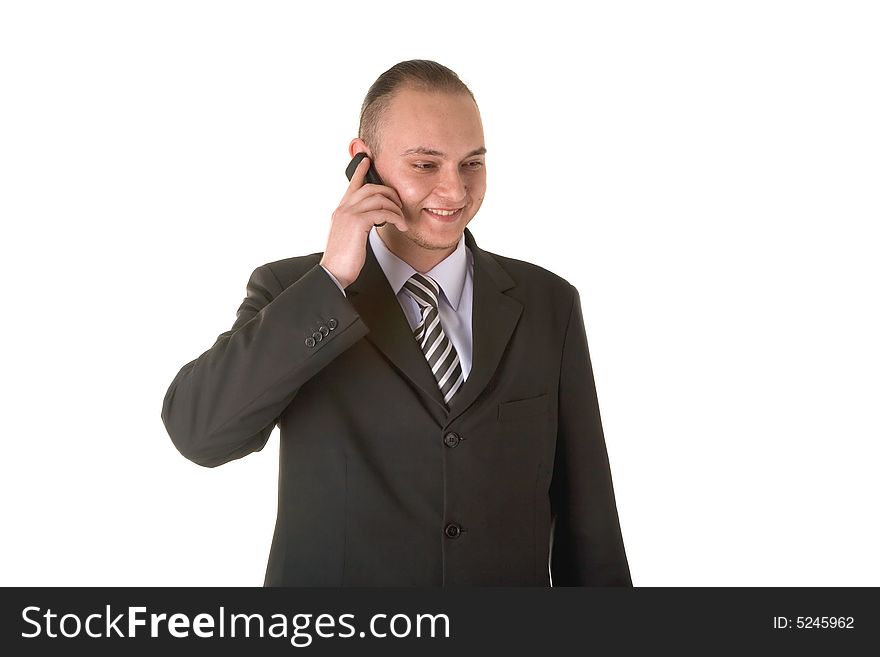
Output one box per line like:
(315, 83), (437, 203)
(350, 60), (486, 265)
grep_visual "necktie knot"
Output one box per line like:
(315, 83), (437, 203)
(403, 273), (441, 310)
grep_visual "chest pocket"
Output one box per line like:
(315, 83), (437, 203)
(497, 393), (550, 422)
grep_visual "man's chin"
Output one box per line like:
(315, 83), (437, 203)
(405, 226), (464, 251)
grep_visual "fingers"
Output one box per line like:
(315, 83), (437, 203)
(345, 157), (404, 209)
(349, 180), (403, 212)
(374, 182), (403, 210)
(350, 194), (404, 217)
(335, 156), (408, 233)
(361, 210), (406, 231)
(350, 195), (408, 232)
(346, 155), (371, 192)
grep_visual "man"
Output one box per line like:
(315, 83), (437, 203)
(161, 60), (632, 586)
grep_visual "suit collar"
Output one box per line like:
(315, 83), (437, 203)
(347, 227), (522, 426)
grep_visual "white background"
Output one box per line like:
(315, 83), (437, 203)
(1, 1), (877, 586)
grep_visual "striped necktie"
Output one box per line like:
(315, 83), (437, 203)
(402, 273), (464, 406)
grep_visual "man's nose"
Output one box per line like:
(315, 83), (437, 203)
(435, 165), (467, 202)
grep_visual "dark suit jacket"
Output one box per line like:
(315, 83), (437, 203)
(161, 228), (632, 586)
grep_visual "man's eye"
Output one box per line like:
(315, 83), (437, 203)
(414, 163), (435, 170)
(465, 161), (484, 168)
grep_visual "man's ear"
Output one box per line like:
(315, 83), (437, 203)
(349, 138), (372, 159)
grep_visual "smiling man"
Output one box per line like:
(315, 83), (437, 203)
(343, 86), (487, 272)
(162, 60), (632, 587)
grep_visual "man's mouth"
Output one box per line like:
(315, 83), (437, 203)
(424, 207), (464, 218)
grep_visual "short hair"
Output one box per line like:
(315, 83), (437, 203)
(358, 60), (477, 155)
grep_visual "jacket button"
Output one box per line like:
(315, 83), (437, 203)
(312, 330), (323, 342)
(319, 325), (329, 336)
(328, 318), (338, 330)
(444, 523), (462, 539)
(443, 432), (460, 448)
(305, 337), (316, 348)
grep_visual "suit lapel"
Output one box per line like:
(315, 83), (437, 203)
(347, 237), (448, 424)
(346, 228), (522, 427)
(446, 229), (522, 423)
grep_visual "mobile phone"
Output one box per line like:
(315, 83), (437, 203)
(345, 152), (387, 227)
(345, 152), (383, 185)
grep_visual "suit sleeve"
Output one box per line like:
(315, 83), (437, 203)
(549, 285), (632, 586)
(161, 263), (368, 468)
(320, 264), (348, 297)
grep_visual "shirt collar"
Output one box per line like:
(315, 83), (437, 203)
(368, 227), (468, 310)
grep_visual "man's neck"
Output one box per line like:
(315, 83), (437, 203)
(376, 226), (458, 274)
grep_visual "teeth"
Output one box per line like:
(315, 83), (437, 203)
(426, 208), (460, 216)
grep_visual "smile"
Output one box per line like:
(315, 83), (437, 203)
(424, 208), (463, 217)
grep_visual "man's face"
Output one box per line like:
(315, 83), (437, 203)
(358, 87), (487, 252)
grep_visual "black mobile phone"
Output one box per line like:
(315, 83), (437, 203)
(345, 152), (383, 185)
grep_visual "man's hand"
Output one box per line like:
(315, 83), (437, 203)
(320, 156), (408, 289)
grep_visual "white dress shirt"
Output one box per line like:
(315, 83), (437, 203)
(320, 227), (474, 381)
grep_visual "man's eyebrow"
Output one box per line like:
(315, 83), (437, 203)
(400, 147), (487, 159)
